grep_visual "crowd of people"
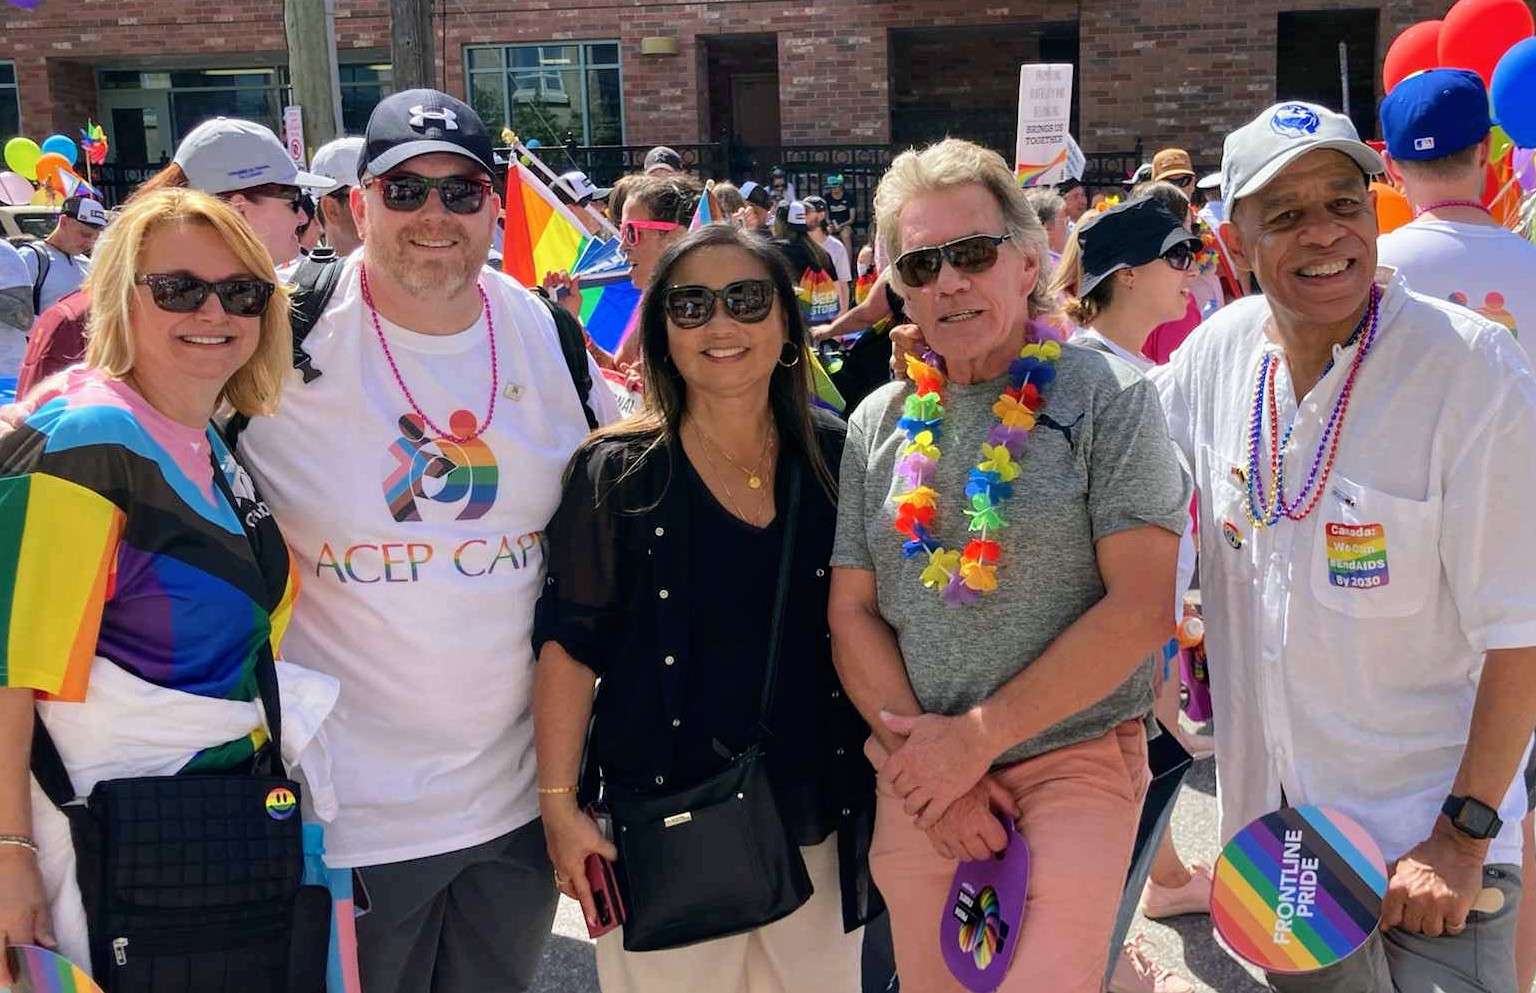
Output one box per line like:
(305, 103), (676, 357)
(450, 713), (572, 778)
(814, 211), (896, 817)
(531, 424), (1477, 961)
(0, 65), (1535, 993)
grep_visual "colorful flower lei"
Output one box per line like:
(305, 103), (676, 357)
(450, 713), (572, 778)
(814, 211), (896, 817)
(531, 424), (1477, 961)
(891, 339), (1061, 606)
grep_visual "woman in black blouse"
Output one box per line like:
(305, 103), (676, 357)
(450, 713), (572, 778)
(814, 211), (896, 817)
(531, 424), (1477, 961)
(532, 225), (879, 992)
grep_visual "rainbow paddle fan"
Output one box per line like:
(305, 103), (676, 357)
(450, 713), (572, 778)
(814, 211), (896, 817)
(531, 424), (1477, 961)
(939, 816), (1029, 991)
(5, 944), (105, 993)
(1211, 806), (1387, 974)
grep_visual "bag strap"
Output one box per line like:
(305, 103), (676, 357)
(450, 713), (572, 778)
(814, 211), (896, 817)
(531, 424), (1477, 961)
(23, 241), (50, 315)
(756, 458), (803, 735)
(537, 292), (601, 431)
(206, 444), (285, 765)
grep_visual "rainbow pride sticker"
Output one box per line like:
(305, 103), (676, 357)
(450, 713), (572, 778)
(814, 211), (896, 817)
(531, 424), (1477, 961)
(265, 786), (298, 821)
(5, 944), (105, 993)
(1211, 806), (1388, 974)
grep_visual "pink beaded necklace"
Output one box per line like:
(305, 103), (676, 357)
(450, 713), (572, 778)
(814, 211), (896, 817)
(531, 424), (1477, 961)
(360, 263), (498, 444)
(1413, 199), (1491, 218)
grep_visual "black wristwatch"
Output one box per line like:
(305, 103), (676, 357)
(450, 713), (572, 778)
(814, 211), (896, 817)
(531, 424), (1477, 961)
(1442, 794), (1503, 840)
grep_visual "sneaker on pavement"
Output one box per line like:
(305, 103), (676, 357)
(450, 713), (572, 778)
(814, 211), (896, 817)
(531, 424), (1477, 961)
(1142, 860), (1214, 919)
(1108, 935), (1196, 993)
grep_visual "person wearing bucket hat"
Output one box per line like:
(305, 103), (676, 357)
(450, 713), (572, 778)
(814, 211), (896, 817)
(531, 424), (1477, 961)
(229, 87), (621, 993)
(1377, 68), (1536, 352)
(1154, 100), (1536, 993)
(1150, 149), (1198, 192)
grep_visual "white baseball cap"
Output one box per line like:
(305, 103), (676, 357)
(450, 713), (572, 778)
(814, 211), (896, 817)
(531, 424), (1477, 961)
(785, 200), (808, 226)
(308, 136), (365, 193)
(1221, 102), (1384, 203)
(1195, 171), (1222, 191)
(173, 117), (330, 194)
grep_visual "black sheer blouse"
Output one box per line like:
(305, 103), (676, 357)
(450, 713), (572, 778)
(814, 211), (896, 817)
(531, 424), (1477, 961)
(532, 413), (881, 931)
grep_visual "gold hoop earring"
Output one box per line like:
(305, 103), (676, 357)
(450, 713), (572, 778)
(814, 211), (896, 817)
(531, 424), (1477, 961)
(778, 342), (802, 368)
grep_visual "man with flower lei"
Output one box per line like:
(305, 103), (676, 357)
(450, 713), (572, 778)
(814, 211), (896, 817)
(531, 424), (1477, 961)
(1153, 101), (1536, 993)
(827, 138), (1191, 991)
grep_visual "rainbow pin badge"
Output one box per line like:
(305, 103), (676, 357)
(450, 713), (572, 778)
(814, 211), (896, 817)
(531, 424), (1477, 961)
(265, 786), (298, 821)
(5, 944), (105, 993)
(939, 816), (1029, 991)
(1211, 806), (1387, 974)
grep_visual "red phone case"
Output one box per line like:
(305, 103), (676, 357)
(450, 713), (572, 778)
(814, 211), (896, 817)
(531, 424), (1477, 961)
(583, 851), (626, 939)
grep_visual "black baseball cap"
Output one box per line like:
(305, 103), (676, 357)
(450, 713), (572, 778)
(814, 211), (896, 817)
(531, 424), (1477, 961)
(802, 195), (828, 211)
(363, 89), (496, 180)
(643, 146), (683, 174)
(1076, 197), (1200, 296)
(740, 180), (773, 210)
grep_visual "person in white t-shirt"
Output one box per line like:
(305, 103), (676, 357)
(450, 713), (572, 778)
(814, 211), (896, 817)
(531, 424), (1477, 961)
(234, 89), (619, 993)
(0, 239), (31, 384)
(1156, 101), (1536, 993)
(19, 196), (104, 324)
(1376, 69), (1536, 351)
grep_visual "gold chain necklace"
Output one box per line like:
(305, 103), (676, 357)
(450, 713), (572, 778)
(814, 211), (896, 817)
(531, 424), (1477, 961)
(692, 420), (775, 490)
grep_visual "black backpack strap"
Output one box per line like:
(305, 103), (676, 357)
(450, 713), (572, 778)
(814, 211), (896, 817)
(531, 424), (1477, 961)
(31, 709), (77, 810)
(537, 292), (600, 431)
(225, 253), (343, 451)
(288, 251), (343, 385)
(22, 241), (50, 315)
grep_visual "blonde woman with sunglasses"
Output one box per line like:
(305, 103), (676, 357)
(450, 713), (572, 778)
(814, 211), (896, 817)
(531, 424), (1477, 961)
(0, 187), (334, 986)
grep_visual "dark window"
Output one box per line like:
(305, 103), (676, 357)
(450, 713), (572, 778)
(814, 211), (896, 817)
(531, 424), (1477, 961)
(0, 62), (16, 141)
(1276, 9), (1380, 139)
(340, 63), (392, 134)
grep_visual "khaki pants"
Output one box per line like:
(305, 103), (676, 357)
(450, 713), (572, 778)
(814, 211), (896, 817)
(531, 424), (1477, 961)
(596, 837), (862, 993)
(870, 720), (1150, 993)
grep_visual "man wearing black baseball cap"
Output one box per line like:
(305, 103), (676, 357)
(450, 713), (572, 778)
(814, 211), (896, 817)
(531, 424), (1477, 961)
(1156, 100), (1536, 993)
(233, 88), (619, 993)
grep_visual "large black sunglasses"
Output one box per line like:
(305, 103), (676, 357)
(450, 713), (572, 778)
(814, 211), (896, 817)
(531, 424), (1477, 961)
(893, 233), (1012, 288)
(366, 174), (492, 215)
(662, 279), (776, 329)
(136, 273), (274, 318)
(1163, 242), (1198, 271)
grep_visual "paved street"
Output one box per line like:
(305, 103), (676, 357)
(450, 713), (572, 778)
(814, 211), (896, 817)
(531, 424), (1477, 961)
(530, 728), (1270, 993)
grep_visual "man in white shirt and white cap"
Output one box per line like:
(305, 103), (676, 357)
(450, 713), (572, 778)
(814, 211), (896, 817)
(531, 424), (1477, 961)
(1155, 101), (1536, 992)
(308, 135), (366, 257)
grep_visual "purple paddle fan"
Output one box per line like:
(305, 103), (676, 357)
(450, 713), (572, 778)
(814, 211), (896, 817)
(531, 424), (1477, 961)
(939, 815), (1030, 992)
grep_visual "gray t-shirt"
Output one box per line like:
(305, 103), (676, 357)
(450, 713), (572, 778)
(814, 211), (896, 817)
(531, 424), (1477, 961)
(832, 342), (1192, 764)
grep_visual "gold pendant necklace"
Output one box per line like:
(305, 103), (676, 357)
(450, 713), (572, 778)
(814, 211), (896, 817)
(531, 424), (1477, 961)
(694, 420), (774, 489)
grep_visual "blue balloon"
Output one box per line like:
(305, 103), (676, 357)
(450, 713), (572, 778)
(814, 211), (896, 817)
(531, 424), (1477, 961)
(526, 138), (542, 148)
(40, 133), (78, 166)
(1493, 38), (1536, 149)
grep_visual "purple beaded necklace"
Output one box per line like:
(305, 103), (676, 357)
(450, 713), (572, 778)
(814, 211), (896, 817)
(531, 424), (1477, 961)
(1244, 283), (1381, 527)
(360, 263), (499, 445)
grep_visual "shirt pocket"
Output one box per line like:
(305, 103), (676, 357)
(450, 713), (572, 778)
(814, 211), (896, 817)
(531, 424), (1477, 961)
(1308, 474), (1440, 619)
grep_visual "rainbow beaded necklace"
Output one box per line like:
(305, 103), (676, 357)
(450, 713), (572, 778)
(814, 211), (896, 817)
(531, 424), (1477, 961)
(1243, 283), (1381, 528)
(891, 337), (1061, 606)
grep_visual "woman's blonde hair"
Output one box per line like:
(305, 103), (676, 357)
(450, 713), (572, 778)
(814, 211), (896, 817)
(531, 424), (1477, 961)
(873, 138), (1057, 322)
(1048, 222), (1117, 326)
(85, 187), (292, 418)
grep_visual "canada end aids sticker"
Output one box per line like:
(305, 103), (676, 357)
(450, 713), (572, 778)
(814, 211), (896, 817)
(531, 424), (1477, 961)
(939, 817), (1029, 991)
(265, 786), (297, 820)
(1325, 522), (1389, 590)
(6, 944), (105, 992)
(1211, 806), (1387, 974)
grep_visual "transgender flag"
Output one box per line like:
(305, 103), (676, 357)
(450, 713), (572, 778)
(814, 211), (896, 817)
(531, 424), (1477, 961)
(689, 182), (725, 230)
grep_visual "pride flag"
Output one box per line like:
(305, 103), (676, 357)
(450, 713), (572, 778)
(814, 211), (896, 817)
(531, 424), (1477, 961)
(689, 182), (725, 230)
(501, 163), (587, 289)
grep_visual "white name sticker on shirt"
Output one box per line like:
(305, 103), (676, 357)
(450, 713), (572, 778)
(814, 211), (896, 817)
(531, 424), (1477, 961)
(1325, 522), (1390, 589)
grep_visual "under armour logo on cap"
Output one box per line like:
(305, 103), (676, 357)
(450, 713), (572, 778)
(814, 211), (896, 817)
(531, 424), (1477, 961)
(1270, 103), (1322, 139)
(408, 105), (459, 132)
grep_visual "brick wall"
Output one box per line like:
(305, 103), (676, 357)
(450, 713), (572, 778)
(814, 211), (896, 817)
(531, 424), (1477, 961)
(3, 0), (1527, 168)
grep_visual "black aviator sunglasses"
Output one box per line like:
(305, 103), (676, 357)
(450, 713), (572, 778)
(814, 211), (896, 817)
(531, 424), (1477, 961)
(893, 233), (1012, 288)
(136, 273), (275, 318)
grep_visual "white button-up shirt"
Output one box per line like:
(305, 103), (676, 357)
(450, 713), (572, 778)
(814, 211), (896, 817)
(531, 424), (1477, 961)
(1153, 269), (1536, 866)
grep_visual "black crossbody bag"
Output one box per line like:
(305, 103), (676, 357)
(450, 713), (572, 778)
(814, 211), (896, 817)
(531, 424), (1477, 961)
(604, 460), (814, 952)
(28, 457), (328, 992)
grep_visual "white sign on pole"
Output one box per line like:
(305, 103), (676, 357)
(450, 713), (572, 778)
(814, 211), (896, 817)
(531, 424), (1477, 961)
(1064, 134), (1086, 182)
(283, 106), (306, 168)
(1015, 64), (1074, 187)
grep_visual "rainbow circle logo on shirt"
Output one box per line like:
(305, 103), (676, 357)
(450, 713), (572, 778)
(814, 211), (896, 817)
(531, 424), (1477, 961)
(1211, 806), (1387, 974)
(1222, 520), (1244, 550)
(264, 786), (297, 821)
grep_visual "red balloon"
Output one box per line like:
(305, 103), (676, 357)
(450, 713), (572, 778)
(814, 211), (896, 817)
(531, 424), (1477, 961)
(1438, 0), (1535, 87)
(1384, 20), (1443, 92)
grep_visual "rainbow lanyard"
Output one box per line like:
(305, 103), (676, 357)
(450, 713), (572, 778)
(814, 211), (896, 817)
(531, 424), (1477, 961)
(1243, 284), (1381, 528)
